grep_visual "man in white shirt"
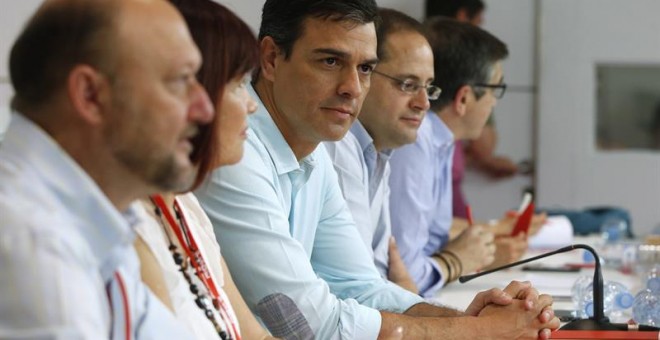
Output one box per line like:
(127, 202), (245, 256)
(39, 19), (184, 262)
(0, 0), (214, 338)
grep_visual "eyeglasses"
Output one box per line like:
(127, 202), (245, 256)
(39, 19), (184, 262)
(472, 82), (507, 99)
(372, 70), (442, 100)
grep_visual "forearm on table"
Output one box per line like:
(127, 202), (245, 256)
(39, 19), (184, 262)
(404, 302), (464, 317)
(379, 311), (489, 340)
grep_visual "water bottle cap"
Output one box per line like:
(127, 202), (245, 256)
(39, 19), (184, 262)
(585, 301), (594, 317)
(648, 277), (660, 293)
(616, 293), (634, 309)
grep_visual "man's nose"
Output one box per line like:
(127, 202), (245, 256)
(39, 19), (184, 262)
(189, 81), (214, 123)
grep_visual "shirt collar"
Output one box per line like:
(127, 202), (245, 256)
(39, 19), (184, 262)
(350, 121), (393, 158)
(426, 110), (455, 150)
(248, 84), (317, 175)
(5, 113), (136, 264)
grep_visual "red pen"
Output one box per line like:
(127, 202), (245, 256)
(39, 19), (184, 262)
(466, 205), (474, 226)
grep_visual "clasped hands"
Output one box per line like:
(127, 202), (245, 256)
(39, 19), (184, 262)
(465, 280), (560, 340)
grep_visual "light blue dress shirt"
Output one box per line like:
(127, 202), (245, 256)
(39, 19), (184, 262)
(0, 113), (192, 339)
(324, 121), (393, 278)
(195, 86), (423, 340)
(388, 112), (455, 297)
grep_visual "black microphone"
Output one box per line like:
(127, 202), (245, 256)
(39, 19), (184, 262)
(459, 244), (639, 331)
(255, 293), (315, 340)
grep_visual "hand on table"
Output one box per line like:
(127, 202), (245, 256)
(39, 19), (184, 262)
(484, 233), (528, 269)
(443, 225), (495, 274)
(492, 212), (547, 237)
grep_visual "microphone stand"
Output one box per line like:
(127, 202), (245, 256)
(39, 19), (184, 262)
(459, 244), (619, 331)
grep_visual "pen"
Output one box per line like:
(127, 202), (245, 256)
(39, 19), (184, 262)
(466, 205), (473, 227)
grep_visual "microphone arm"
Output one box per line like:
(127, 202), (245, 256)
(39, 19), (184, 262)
(459, 244), (611, 329)
(459, 244), (588, 282)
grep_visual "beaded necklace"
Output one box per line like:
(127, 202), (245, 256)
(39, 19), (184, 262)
(150, 195), (240, 340)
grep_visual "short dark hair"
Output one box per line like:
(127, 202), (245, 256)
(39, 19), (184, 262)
(9, 0), (116, 113)
(170, 0), (259, 190)
(376, 8), (426, 61)
(259, 0), (379, 60)
(424, 17), (508, 110)
(425, 0), (485, 20)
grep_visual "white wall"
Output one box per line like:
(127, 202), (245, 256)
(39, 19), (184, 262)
(214, 1), (260, 34)
(537, 0), (660, 236)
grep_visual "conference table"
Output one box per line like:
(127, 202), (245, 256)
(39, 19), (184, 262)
(431, 235), (658, 339)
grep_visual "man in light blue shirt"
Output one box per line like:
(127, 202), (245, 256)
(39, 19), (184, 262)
(389, 18), (520, 297)
(0, 0), (214, 338)
(197, 1), (559, 339)
(324, 8), (440, 295)
(389, 105), (465, 296)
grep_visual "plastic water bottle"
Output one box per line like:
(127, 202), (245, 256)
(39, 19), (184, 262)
(644, 264), (660, 293)
(603, 281), (634, 322)
(599, 218), (628, 268)
(571, 276), (595, 318)
(571, 275), (592, 305)
(571, 277), (633, 320)
(632, 289), (660, 326)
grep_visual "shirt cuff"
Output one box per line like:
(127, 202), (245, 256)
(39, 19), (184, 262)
(383, 281), (425, 312)
(418, 256), (446, 298)
(350, 303), (382, 340)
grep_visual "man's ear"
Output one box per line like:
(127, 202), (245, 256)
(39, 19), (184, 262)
(67, 65), (108, 125)
(259, 36), (282, 83)
(453, 85), (471, 117)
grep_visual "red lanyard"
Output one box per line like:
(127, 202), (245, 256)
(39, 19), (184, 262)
(150, 195), (240, 339)
(106, 271), (131, 340)
(151, 195), (221, 296)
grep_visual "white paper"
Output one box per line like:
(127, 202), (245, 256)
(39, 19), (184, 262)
(503, 273), (577, 297)
(528, 215), (574, 250)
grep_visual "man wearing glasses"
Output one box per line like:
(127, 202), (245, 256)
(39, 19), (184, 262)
(388, 17), (520, 298)
(325, 8), (439, 294)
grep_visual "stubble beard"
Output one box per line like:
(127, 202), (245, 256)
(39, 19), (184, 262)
(108, 93), (195, 194)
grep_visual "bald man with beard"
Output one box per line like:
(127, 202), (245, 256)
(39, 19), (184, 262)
(0, 0), (214, 338)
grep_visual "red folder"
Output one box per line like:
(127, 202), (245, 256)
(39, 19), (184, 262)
(511, 201), (534, 237)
